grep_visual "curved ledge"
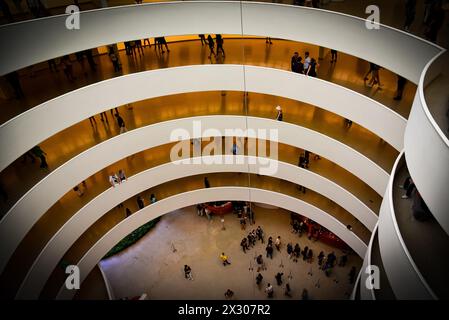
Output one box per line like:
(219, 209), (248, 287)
(404, 50), (449, 235)
(53, 186), (367, 300)
(0, 1), (441, 81)
(0, 64), (405, 173)
(359, 224), (378, 300)
(0, 115), (386, 274)
(377, 151), (436, 299)
(17, 155), (376, 298)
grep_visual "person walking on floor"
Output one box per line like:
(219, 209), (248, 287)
(224, 289), (234, 299)
(275, 236), (281, 252)
(216, 34), (225, 57)
(401, 178), (416, 199)
(207, 35), (216, 59)
(404, 0), (416, 32)
(367, 63), (382, 88)
(220, 252), (231, 266)
(115, 113), (127, 134)
(265, 283), (274, 298)
(275, 272), (283, 286)
(330, 49), (338, 63)
(184, 265), (193, 280)
(394, 75), (407, 100)
(31, 145), (49, 170)
(266, 243), (274, 259)
(256, 273), (263, 287)
(284, 283), (292, 297)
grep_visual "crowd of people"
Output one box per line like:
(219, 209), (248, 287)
(183, 206), (358, 299)
(290, 51), (319, 77)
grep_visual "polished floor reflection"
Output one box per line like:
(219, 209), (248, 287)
(1, 37), (415, 124)
(40, 172), (371, 299)
(0, 140), (380, 299)
(0, 91), (398, 216)
(100, 205), (362, 300)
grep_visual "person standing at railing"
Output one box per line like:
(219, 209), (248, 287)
(198, 34), (207, 46)
(303, 51), (311, 73)
(109, 172), (119, 187)
(305, 58), (319, 77)
(275, 105), (283, 121)
(291, 52), (303, 73)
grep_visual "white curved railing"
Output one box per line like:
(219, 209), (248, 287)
(16, 155), (375, 299)
(54, 186), (367, 300)
(377, 151), (436, 299)
(404, 51), (449, 235)
(97, 264), (114, 300)
(0, 1), (441, 81)
(0, 115), (387, 274)
(359, 224), (378, 300)
(0, 65), (406, 173)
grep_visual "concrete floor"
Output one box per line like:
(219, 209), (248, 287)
(100, 204), (362, 300)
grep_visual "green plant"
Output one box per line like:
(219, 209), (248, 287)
(102, 217), (160, 259)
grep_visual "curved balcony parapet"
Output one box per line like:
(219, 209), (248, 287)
(0, 2), (441, 82)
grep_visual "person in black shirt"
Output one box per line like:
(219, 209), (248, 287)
(115, 113), (127, 133)
(291, 52), (303, 73)
(216, 34), (225, 57)
(137, 196), (145, 209)
(207, 35), (216, 58)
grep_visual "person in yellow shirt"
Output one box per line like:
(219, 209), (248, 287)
(220, 252), (231, 266)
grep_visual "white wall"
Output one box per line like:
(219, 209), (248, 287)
(56, 187), (368, 300)
(0, 2), (441, 81)
(0, 65), (405, 172)
(404, 55), (449, 235)
(0, 115), (386, 274)
(377, 152), (435, 299)
(359, 225), (377, 300)
(17, 155), (376, 299)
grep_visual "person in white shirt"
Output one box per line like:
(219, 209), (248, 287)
(109, 172), (119, 187)
(303, 51), (311, 72)
(275, 236), (281, 251)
